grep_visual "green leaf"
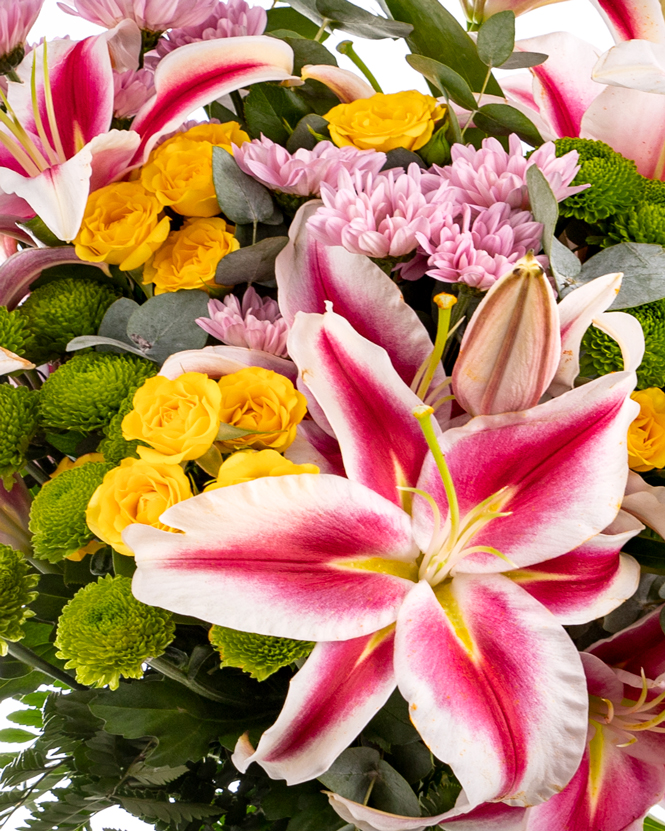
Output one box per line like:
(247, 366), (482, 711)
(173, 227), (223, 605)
(644, 817), (665, 830)
(286, 792), (349, 831)
(287, 114), (331, 152)
(127, 762), (189, 786)
(66, 335), (151, 360)
(501, 50), (548, 69)
(97, 297), (141, 349)
(266, 6), (326, 39)
(476, 11), (515, 68)
(578, 243), (665, 309)
(364, 689), (420, 748)
(18, 216), (68, 247)
(125, 289), (209, 365)
(383, 148), (426, 171)
(6, 709), (42, 729)
(625, 533), (665, 569)
(315, 0), (412, 39)
(212, 146), (279, 226)
(473, 103), (543, 146)
(285, 36), (338, 74)
(0, 748), (48, 787)
(119, 796), (222, 824)
(388, 741), (433, 784)
(19, 692), (49, 708)
(244, 82), (311, 144)
(112, 550), (136, 579)
(406, 54), (477, 110)
(44, 430), (89, 456)
(0, 727), (37, 743)
(30, 574), (75, 623)
(383, 0), (502, 94)
(207, 99), (239, 123)
(215, 237), (289, 286)
(0, 672), (49, 703)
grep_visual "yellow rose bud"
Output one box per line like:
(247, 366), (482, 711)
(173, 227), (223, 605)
(143, 217), (239, 295)
(217, 367), (308, 453)
(74, 181), (170, 271)
(122, 372), (222, 465)
(324, 90), (445, 152)
(628, 388), (665, 472)
(140, 122), (250, 217)
(65, 540), (104, 562)
(52, 452), (106, 478)
(204, 449), (319, 491)
(86, 457), (193, 557)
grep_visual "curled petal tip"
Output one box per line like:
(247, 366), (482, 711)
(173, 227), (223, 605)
(301, 64), (374, 102)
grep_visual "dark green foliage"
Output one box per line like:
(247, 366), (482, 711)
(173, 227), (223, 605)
(0, 385), (39, 483)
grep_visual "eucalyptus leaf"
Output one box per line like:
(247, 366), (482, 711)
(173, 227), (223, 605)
(578, 243), (665, 309)
(212, 146), (279, 225)
(98, 297), (140, 346)
(500, 50), (548, 69)
(215, 236), (289, 286)
(406, 54), (477, 111)
(372, 760), (421, 816)
(281, 0), (324, 25)
(287, 114), (331, 151)
(66, 335), (152, 360)
(476, 11), (515, 68)
(286, 36), (338, 73)
(550, 238), (582, 294)
(382, 148), (426, 170)
(125, 290), (209, 364)
(473, 103), (542, 146)
(315, 0), (413, 38)
(207, 100), (238, 123)
(266, 6), (327, 38)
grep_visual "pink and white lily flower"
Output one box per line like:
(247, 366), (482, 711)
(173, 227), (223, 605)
(126, 300), (641, 811)
(526, 608), (665, 830)
(0, 30), (295, 240)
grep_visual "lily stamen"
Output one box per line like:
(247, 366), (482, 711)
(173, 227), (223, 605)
(30, 50), (60, 166)
(41, 42), (66, 164)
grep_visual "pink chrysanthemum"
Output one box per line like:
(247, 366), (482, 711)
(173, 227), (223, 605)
(196, 287), (289, 357)
(418, 202), (546, 289)
(57, 0), (217, 32)
(0, 0), (43, 60)
(113, 68), (155, 119)
(422, 134), (587, 212)
(234, 137), (386, 198)
(307, 164), (451, 259)
(156, 0), (266, 54)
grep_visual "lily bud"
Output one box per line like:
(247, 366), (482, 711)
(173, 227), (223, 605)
(452, 252), (560, 416)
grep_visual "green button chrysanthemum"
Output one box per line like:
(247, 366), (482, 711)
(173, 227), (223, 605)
(55, 575), (175, 690)
(97, 391), (141, 466)
(18, 277), (119, 364)
(0, 545), (39, 656)
(29, 462), (113, 562)
(0, 385), (39, 486)
(39, 352), (157, 433)
(580, 299), (665, 390)
(0, 307), (33, 357)
(209, 625), (314, 682)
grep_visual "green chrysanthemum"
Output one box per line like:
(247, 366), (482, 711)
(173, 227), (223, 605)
(580, 299), (665, 389)
(209, 625), (314, 681)
(39, 353), (157, 433)
(606, 201), (665, 247)
(555, 138), (644, 223)
(97, 391), (141, 466)
(19, 278), (120, 364)
(0, 545), (39, 656)
(29, 462), (113, 562)
(0, 385), (39, 485)
(55, 575), (175, 690)
(0, 307), (33, 356)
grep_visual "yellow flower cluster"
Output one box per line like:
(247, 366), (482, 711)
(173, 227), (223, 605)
(628, 388), (665, 472)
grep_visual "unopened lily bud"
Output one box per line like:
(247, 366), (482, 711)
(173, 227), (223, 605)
(452, 252), (560, 416)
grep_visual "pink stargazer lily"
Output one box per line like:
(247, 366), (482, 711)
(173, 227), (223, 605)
(526, 608), (665, 830)
(126, 300), (641, 811)
(0, 30), (295, 240)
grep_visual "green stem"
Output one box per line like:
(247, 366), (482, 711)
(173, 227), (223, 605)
(230, 90), (247, 129)
(336, 41), (383, 93)
(147, 655), (249, 706)
(27, 556), (63, 575)
(23, 461), (48, 485)
(417, 294), (456, 400)
(314, 17), (332, 41)
(460, 65), (493, 139)
(5, 69), (20, 83)
(7, 642), (86, 690)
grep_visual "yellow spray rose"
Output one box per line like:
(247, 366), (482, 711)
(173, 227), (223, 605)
(122, 372), (222, 465)
(204, 449), (319, 491)
(52, 453), (105, 478)
(324, 90), (445, 152)
(217, 367), (308, 453)
(73, 181), (170, 271)
(628, 388), (665, 471)
(86, 457), (193, 557)
(143, 217), (239, 295)
(140, 121), (250, 217)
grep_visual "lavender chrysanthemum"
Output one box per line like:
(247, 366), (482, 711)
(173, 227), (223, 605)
(58, 0), (217, 31)
(113, 68), (155, 120)
(196, 287), (289, 357)
(233, 138), (386, 198)
(156, 0), (266, 54)
(0, 0), (42, 64)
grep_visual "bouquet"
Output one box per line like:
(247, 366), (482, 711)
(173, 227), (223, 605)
(2, 0), (665, 828)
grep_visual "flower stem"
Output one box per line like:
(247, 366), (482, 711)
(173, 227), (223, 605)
(417, 293), (457, 400)
(6, 642), (86, 690)
(314, 17), (332, 42)
(147, 655), (250, 706)
(336, 41), (383, 93)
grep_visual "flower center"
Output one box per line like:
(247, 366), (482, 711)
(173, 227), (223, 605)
(589, 671), (665, 749)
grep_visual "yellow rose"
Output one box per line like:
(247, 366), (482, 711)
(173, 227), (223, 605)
(122, 372), (222, 464)
(52, 452), (105, 478)
(143, 217), (239, 295)
(73, 181), (170, 271)
(204, 449), (319, 491)
(217, 367), (308, 453)
(140, 121), (250, 217)
(324, 90), (445, 152)
(86, 457), (193, 557)
(628, 388), (665, 471)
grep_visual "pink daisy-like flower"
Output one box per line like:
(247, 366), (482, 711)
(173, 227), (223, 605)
(113, 67), (155, 119)
(0, 0), (43, 61)
(423, 134), (587, 213)
(418, 202), (546, 289)
(233, 137), (386, 198)
(196, 287), (289, 357)
(57, 0), (217, 32)
(307, 164), (452, 259)
(156, 0), (266, 55)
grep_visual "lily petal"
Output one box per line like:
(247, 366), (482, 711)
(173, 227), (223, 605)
(593, 39), (665, 93)
(0, 347), (35, 376)
(593, 311), (646, 374)
(587, 606), (665, 680)
(394, 577), (588, 807)
(588, 0), (665, 43)
(287, 309), (431, 506)
(300, 65), (374, 102)
(131, 36), (295, 161)
(233, 628), (396, 784)
(0, 474), (32, 554)
(159, 345), (297, 383)
(506, 511), (642, 624)
(128, 474), (418, 642)
(413, 372), (639, 571)
(622, 471), (665, 538)
(87, 129), (141, 193)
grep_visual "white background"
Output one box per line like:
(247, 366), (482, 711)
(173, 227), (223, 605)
(0, 0), (655, 828)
